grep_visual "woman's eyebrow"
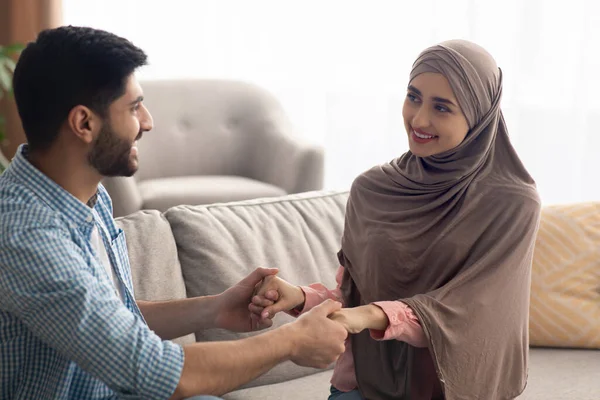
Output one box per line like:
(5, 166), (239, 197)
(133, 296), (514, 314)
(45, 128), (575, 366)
(408, 85), (457, 107)
(407, 85), (421, 95)
(432, 96), (457, 107)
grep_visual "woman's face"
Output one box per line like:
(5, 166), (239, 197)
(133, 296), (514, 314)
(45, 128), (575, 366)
(402, 72), (469, 157)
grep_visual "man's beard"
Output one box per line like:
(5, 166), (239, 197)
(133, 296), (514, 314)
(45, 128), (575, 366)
(88, 122), (140, 177)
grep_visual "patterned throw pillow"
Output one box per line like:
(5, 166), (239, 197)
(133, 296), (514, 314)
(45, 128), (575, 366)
(529, 202), (600, 349)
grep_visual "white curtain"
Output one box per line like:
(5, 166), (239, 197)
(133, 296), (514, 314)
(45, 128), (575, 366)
(63, 0), (600, 204)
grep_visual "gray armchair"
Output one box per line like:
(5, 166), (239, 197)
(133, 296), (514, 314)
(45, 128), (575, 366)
(103, 79), (324, 217)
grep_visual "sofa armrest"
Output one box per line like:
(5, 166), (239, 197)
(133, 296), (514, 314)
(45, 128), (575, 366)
(245, 116), (325, 194)
(267, 134), (324, 194)
(101, 177), (143, 217)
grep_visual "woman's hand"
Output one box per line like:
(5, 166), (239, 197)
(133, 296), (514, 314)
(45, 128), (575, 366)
(214, 267), (279, 332)
(328, 305), (389, 334)
(249, 275), (306, 320)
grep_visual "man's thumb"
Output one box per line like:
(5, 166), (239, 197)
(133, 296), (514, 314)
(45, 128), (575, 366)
(314, 299), (342, 316)
(249, 267), (279, 284)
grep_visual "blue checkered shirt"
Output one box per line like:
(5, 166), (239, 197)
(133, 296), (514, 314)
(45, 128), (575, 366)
(0, 145), (184, 399)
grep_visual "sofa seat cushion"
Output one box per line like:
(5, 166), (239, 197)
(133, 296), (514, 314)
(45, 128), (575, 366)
(529, 202), (600, 349)
(519, 348), (600, 399)
(138, 175), (287, 212)
(222, 349), (600, 400)
(223, 370), (334, 400)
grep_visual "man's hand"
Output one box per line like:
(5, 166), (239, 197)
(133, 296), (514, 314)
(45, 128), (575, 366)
(328, 305), (389, 334)
(286, 299), (348, 368)
(249, 275), (305, 321)
(213, 267), (279, 332)
(171, 298), (348, 399)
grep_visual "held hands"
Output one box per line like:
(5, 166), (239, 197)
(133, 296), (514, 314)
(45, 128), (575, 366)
(288, 305), (388, 368)
(248, 274), (389, 335)
(214, 268), (312, 333)
(213, 269), (347, 368)
(249, 275), (306, 321)
(248, 275), (348, 368)
(287, 299), (348, 368)
(214, 267), (279, 332)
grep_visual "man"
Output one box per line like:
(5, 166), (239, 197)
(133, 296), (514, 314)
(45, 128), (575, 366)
(0, 26), (347, 400)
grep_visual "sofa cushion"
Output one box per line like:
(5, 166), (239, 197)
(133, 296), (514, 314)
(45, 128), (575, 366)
(223, 370), (334, 400)
(115, 209), (195, 345)
(519, 348), (600, 399)
(529, 202), (600, 349)
(138, 175), (287, 212)
(164, 190), (349, 387)
(221, 348), (600, 400)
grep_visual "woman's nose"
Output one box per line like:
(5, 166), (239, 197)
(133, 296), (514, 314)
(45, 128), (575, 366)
(411, 106), (430, 129)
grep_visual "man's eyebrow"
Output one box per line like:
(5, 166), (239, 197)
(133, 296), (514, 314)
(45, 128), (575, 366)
(129, 96), (144, 106)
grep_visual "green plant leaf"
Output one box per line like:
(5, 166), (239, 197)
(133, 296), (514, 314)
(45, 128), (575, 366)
(0, 65), (11, 93)
(4, 43), (25, 53)
(0, 43), (24, 56)
(3, 57), (16, 72)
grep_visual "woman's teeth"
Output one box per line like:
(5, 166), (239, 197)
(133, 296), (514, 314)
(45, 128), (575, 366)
(414, 130), (435, 139)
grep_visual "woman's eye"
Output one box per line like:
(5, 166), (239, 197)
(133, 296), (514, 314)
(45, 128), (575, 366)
(435, 105), (449, 113)
(407, 93), (419, 103)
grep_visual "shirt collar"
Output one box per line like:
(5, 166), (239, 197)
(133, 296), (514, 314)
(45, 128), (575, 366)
(8, 144), (97, 227)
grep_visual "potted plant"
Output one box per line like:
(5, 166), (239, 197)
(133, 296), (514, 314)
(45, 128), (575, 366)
(0, 43), (24, 173)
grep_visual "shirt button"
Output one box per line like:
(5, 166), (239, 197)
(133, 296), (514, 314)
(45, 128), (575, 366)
(86, 215), (93, 223)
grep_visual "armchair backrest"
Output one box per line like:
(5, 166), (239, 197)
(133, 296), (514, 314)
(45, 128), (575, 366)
(134, 79), (294, 182)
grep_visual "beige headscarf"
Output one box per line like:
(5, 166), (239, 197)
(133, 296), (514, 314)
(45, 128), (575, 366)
(339, 40), (541, 399)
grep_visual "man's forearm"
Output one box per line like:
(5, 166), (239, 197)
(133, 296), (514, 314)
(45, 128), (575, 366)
(137, 297), (218, 340)
(170, 324), (295, 399)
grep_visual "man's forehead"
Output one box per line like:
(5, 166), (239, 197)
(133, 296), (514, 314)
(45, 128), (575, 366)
(114, 75), (143, 103)
(125, 75), (143, 96)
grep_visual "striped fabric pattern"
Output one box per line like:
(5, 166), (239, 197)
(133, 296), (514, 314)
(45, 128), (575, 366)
(529, 202), (600, 349)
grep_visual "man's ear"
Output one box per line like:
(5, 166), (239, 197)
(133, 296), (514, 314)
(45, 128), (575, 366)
(67, 105), (101, 144)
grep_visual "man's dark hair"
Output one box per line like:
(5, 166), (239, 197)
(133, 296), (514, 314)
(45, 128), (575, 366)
(13, 25), (148, 151)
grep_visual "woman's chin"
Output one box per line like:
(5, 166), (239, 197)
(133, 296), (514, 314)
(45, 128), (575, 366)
(408, 143), (436, 157)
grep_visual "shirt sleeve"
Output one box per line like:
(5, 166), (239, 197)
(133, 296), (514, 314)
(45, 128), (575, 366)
(0, 223), (183, 399)
(369, 301), (428, 348)
(288, 265), (345, 316)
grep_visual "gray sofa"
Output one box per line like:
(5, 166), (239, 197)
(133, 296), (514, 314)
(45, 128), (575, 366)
(116, 190), (599, 399)
(104, 79), (324, 217)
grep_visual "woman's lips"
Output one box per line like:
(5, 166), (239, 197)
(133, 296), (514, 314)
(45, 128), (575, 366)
(411, 128), (438, 144)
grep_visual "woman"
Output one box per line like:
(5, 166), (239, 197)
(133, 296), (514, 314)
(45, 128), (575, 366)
(250, 40), (541, 400)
